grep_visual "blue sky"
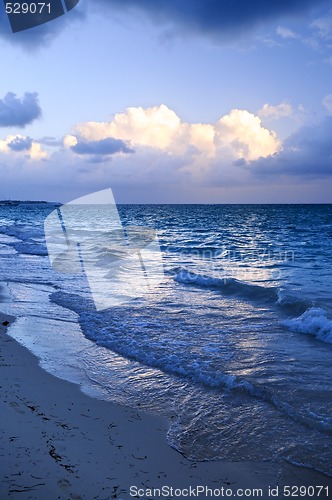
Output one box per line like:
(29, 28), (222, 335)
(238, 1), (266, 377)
(0, 0), (332, 203)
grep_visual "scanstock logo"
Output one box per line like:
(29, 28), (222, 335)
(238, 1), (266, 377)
(3, 0), (80, 33)
(44, 189), (164, 311)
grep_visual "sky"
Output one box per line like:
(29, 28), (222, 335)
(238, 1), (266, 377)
(0, 0), (332, 203)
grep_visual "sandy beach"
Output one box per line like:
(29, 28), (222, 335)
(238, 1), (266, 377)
(0, 311), (331, 500)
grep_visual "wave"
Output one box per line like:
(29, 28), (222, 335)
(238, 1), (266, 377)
(174, 269), (278, 301)
(50, 290), (332, 435)
(285, 458), (332, 479)
(282, 307), (332, 344)
(0, 225), (41, 242)
(174, 269), (332, 346)
(0, 226), (48, 256)
(11, 242), (48, 256)
(276, 290), (311, 315)
(174, 270), (312, 316)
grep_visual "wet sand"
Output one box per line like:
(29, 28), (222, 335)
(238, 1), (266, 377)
(0, 312), (331, 499)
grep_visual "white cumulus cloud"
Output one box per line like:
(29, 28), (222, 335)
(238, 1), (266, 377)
(0, 105), (285, 202)
(214, 109), (280, 161)
(65, 104), (279, 162)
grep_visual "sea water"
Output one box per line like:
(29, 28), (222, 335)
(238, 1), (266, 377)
(0, 203), (331, 476)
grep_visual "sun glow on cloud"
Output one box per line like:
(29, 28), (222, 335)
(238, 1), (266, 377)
(258, 101), (293, 120)
(215, 109), (280, 161)
(64, 104), (280, 162)
(29, 142), (48, 160)
(0, 134), (47, 159)
(1, 103), (331, 203)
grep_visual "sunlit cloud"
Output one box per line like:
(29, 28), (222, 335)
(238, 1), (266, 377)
(214, 109), (280, 161)
(1, 104), (331, 203)
(66, 104), (279, 162)
(0, 134), (47, 159)
(258, 102), (293, 121)
(70, 105), (183, 151)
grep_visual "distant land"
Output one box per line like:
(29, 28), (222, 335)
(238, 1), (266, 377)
(0, 200), (58, 205)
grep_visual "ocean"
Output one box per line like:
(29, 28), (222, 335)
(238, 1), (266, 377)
(0, 203), (331, 476)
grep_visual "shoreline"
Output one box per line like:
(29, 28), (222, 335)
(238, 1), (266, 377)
(1, 312), (332, 499)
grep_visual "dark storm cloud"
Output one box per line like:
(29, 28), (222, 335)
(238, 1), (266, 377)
(94, 0), (330, 39)
(0, 93), (41, 128)
(0, 0), (329, 47)
(7, 136), (33, 151)
(251, 116), (332, 177)
(71, 137), (134, 155)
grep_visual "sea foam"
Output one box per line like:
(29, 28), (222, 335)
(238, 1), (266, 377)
(283, 307), (332, 344)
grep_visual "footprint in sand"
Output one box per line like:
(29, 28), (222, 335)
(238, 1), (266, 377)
(9, 401), (25, 414)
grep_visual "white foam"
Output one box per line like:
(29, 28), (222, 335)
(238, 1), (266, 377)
(283, 307), (332, 344)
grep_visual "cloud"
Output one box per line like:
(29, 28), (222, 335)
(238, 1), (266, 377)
(67, 104), (279, 164)
(38, 136), (63, 147)
(1, 107), (331, 203)
(0, 0), (329, 49)
(276, 26), (297, 39)
(0, 92), (41, 128)
(311, 14), (332, 39)
(0, 134), (47, 160)
(71, 105), (182, 150)
(251, 116), (332, 177)
(58, 105), (281, 200)
(7, 136), (33, 151)
(0, 104), (280, 201)
(322, 94), (332, 113)
(70, 137), (134, 156)
(258, 101), (293, 120)
(214, 109), (280, 161)
(94, 0), (329, 41)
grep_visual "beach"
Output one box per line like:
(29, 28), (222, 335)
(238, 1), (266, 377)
(1, 311), (331, 499)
